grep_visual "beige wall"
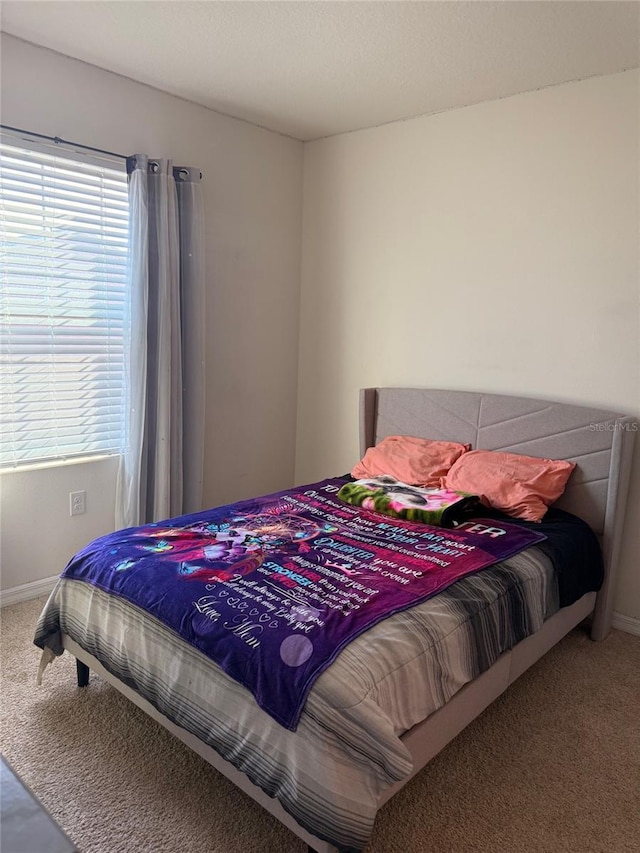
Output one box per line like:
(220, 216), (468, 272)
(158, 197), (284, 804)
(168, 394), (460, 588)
(0, 35), (303, 589)
(297, 71), (640, 619)
(1, 457), (119, 589)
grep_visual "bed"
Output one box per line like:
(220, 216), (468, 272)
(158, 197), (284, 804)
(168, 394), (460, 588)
(35, 388), (636, 853)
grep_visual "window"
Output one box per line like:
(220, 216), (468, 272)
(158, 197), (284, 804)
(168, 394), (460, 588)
(0, 139), (129, 468)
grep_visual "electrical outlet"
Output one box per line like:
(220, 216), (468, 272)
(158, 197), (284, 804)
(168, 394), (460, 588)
(69, 490), (86, 516)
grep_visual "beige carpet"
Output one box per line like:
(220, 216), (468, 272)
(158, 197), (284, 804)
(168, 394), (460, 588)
(1, 597), (639, 853)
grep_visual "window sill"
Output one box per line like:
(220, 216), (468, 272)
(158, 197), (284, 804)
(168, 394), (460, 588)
(0, 454), (121, 475)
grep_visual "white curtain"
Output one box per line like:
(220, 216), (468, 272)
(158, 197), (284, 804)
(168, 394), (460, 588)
(116, 155), (205, 529)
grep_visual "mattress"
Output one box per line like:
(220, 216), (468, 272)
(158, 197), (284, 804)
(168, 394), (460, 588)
(36, 541), (561, 852)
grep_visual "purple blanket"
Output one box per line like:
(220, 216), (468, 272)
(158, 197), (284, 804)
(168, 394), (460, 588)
(62, 477), (545, 729)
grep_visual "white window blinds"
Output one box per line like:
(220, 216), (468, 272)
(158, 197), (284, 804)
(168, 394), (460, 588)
(0, 139), (130, 468)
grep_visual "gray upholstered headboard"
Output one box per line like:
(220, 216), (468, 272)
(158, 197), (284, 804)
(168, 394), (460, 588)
(360, 388), (636, 640)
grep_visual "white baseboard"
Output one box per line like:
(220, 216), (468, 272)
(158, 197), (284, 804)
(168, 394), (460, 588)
(0, 575), (59, 608)
(2, 577), (639, 639)
(612, 612), (640, 637)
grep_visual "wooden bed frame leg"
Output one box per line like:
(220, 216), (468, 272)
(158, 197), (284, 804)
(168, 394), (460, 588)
(76, 659), (90, 687)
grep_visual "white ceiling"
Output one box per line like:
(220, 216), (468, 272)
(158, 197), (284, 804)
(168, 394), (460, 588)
(1, 1), (638, 141)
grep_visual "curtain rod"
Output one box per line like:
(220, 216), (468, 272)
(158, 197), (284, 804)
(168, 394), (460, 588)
(0, 123), (127, 160)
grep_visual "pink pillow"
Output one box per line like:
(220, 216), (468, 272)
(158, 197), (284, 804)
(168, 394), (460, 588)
(352, 435), (470, 488)
(442, 450), (576, 522)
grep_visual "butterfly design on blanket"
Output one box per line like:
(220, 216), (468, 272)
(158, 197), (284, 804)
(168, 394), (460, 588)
(112, 502), (338, 584)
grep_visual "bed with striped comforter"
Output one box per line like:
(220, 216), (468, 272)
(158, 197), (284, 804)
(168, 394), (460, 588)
(35, 542), (558, 852)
